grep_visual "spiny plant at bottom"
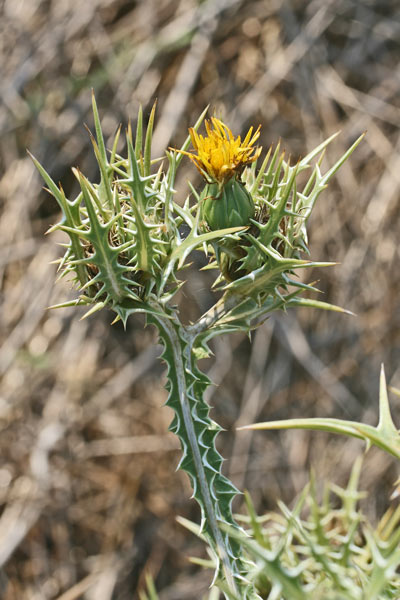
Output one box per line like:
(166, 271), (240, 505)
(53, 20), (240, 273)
(175, 447), (400, 600)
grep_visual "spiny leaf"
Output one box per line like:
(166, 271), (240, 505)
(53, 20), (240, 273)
(91, 89), (107, 166)
(287, 296), (355, 316)
(377, 364), (398, 435)
(89, 130), (114, 211)
(144, 101), (157, 177)
(299, 131), (340, 167)
(77, 170), (141, 305)
(135, 105), (143, 162)
(220, 523), (307, 600)
(126, 201), (165, 275)
(29, 153), (88, 286)
(239, 366), (400, 461)
(321, 132), (366, 185)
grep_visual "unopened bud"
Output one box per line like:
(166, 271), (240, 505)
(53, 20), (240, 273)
(201, 178), (255, 230)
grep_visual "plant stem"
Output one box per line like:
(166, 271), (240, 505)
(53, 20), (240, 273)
(146, 303), (258, 597)
(160, 313), (239, 593)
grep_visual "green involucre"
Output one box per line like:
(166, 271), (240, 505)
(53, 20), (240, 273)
(201, 178), (255, 230)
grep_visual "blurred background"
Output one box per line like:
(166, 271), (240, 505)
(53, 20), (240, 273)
(0, 0), (400, 598)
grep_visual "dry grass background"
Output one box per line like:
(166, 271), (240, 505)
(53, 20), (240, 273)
(0, 0), (400, 598)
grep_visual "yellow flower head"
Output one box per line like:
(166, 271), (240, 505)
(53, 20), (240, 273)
(180, 117), (262, 184)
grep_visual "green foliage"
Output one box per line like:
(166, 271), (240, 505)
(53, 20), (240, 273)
(179, 458), (400, 600)
(32, 96), (363, 598)
(208, 133), (364, 306)
(231, 459), (400, 600)
(241, 365), (400, 462)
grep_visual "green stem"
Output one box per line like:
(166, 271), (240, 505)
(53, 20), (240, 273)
(146, 301), (263, 598)
(155, 312), (239, 594)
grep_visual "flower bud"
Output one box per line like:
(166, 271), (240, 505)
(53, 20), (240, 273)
(201, 178), (255, 230)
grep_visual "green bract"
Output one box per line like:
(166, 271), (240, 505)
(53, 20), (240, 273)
(201, 178), (255, 230)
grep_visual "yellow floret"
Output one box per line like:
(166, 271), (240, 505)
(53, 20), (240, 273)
(178, 117), (261, 183)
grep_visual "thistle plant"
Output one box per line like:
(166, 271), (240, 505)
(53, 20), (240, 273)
(177, 453), (400, 600)
(31, 93), (363, 598)
(228, 457), (400, 600)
